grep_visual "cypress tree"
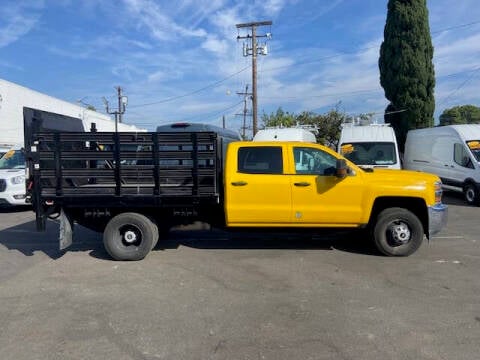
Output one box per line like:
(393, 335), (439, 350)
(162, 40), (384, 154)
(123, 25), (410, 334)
(379, 0), (435, 151)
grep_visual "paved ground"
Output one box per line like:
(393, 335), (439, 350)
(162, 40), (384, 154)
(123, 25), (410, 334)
(0, 192), (479, 360)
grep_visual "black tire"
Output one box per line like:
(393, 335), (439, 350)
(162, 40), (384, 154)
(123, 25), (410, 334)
(464, 183), (480, 206)
(103, 212), (158, 261)
(150, 218), (159, 250)
(373, 208), (424, 257)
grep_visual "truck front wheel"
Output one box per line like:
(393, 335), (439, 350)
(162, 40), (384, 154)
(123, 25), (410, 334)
(103, 212), (158, 261)
(373, 208), (424, 256)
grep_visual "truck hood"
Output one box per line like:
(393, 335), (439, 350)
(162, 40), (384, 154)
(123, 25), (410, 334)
(362, 168), (440, 188)
(0, 168), (25, 177)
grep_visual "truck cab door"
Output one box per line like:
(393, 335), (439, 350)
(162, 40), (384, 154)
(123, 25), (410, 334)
(225, 145), (292, 225)
(289, 145), (364, 225)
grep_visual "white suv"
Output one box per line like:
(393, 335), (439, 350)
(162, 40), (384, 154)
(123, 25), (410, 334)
(0, 146), (27, 206)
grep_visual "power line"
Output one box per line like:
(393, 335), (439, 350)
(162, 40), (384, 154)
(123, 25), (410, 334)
(431, 20), (480, 35)
(178, 100), (245, 122)
(261, 45), (379, 73)
(122, 19), (479, 112)
(260, 89), (381, 100)
(257, 66), (480, 101)
(437, 66), (480, 107)
(129, 65), (250, 108)
(260, 19), (480, 74)
(124, 100), (245, 128)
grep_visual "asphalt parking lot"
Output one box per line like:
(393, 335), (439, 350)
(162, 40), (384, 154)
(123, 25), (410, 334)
(0, 192), (479, 360)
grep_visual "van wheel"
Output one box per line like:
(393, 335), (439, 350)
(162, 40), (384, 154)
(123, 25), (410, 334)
(464, 183), (479, 206)
(103, 213), (158, 261)
(373, 208), (424, 256)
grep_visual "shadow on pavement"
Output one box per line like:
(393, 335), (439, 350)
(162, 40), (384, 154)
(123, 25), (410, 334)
(442, 190), (472, 207)
(161, 228), (377, 255)
(0, 205), (32, 213)
(1, 219), (380, 261)
(0, 219), (105, 260)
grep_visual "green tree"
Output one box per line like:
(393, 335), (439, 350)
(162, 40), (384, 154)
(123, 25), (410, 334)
(261, 106), (347, 148)
(379, 0), (435, 151)
(439, 105), (480, 125)
(302, 110), (346, 148)
(261, 107), (296, 128)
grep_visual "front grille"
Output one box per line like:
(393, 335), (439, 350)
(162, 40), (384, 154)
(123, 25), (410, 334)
(0, 179), (6, 192)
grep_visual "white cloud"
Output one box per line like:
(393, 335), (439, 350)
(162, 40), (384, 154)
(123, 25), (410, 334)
(261, 0), (288, 15)
(201, 35), (229, 55)
(0, 1), (44, 48)
(122, 0), (207, 41)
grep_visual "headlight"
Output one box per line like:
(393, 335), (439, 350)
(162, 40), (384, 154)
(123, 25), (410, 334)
(434, 181), (443, 204)
(11, 175), (25, 185)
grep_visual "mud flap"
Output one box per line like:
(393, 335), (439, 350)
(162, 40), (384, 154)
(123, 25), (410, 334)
(59, 209), (74, 250)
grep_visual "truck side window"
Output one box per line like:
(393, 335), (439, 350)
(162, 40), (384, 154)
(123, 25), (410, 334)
(294, 147), (337, 176)
(238, 146), (283, 174)
(454, 143), (474, 169)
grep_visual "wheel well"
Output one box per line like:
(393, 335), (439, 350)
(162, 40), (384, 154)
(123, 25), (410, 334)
(463, 178), (478, 189)
(369, 197), (428, 235)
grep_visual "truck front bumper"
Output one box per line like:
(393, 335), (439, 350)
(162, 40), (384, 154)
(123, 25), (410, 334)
(428, 203), (448, 237)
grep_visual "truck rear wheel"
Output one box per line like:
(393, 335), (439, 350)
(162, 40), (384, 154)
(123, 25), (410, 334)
(373, 208), (424, 256)
(464, 183), (479, 206)
(103, 212), (158, 261)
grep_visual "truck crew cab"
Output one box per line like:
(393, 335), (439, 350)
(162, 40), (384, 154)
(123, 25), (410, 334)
(25, 109), (448, 261)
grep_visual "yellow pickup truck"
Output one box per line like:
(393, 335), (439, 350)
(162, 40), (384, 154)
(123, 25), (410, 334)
(225, 141), (447, 257)
(26, 118), (447, 260)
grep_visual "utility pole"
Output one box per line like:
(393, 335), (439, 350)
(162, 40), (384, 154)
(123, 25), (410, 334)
(236, 20), (272, 136)
(236, 85), (251, 139)
(103, 86), (128, 132)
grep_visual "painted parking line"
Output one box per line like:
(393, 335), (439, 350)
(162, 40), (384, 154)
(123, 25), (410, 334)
(432, 236), (464, 239)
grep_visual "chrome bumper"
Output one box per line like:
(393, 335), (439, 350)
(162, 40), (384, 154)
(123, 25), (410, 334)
(428, 203), (448, 237)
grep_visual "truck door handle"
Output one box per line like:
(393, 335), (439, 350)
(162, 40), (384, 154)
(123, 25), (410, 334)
(294, 182), (311, 187)
(231, 181), (247, 186)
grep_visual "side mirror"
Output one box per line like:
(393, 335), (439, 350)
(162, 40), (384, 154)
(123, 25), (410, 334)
(336, 159), (348, 178)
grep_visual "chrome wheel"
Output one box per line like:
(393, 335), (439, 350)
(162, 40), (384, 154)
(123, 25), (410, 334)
(387, 221), (411, 246)
(373, 208), (424, 257)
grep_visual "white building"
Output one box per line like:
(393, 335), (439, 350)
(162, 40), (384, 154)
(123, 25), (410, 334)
(0, 78), (142, 150)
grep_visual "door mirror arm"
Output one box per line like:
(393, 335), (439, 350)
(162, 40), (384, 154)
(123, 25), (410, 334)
(336, 159), (348, 178)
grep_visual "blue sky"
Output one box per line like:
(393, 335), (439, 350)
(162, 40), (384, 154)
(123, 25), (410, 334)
(1, 0), (480, 133)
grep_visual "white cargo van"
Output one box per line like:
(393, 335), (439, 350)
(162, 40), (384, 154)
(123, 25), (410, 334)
(404, 124), (480, 205)
(338, 124), (401, 169)
(253, 128), (317, 143)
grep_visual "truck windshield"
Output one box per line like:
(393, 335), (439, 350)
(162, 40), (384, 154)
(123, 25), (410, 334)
(341, 142), (397, 166)
(0, 150), (25, 169)
(467, 140), (480, 162)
